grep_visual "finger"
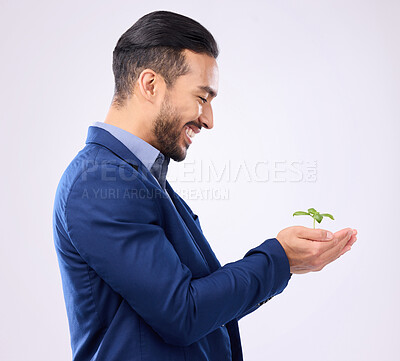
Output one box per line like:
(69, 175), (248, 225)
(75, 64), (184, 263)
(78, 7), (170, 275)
(349, 234), (357, 247)
(328, 243), (352, 264)
(333, 228), (354, 242)
(319, 231), (354, 263)
(316, 242), (352, 271)
(315, 233), (357, 270)
(297, 226), (334, 242)
(332, 236), (356, 260)
(340, 245), (352, 256)
(335, 234), (357, 257)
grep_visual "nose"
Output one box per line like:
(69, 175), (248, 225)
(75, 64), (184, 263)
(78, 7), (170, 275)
(198, 103), (214, 130)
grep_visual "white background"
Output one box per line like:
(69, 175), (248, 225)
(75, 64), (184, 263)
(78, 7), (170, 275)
(1, 1), (399, 360)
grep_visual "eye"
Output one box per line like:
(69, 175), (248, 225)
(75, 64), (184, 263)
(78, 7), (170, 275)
(198, 96), (207, 104)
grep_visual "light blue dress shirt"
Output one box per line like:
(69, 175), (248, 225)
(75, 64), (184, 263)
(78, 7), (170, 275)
(92, 121), (170, 190)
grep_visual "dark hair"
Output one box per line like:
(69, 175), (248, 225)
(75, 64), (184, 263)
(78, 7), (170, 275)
(112, 10), (219, 108)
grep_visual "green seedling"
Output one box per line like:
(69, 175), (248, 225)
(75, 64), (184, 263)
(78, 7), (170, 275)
(293, 208), (334, 229)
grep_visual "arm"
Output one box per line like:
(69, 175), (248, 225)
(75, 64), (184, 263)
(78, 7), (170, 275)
(175, 192), (291, 321)
(65, 164), (291, 346)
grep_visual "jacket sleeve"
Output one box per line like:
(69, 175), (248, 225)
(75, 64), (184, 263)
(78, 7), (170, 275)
(65, 163), (291, 347)
(177, 191), (292, 322)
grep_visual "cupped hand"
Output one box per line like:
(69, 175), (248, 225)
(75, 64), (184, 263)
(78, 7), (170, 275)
(276, 226), (357, 274)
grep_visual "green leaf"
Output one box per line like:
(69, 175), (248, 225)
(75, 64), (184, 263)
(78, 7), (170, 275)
(308, 208), (317, 215)
(293, 211), (309, 216)
(320, 213), (335, 220)
(314, 213), (323, 223)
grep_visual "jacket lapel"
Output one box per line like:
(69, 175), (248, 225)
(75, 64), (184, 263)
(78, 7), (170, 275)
(165, 181), (242, 357)
(165, 181), (221, 273)
(85, 126), (161, 191)
(86, 126), (222, 274)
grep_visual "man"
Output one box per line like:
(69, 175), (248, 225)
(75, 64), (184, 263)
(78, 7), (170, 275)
(53, 10), (357, 361)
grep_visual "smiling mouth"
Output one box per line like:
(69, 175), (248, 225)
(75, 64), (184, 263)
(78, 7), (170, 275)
(184, 125), (196, 144)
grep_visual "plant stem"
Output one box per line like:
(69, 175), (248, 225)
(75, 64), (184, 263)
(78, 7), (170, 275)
(313, 218), (315, 229)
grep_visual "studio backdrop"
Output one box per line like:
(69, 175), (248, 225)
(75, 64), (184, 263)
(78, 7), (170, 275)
(1, 1), (399, 360)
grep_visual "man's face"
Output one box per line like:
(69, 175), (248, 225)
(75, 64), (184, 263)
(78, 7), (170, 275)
(151, 49), (219, 161)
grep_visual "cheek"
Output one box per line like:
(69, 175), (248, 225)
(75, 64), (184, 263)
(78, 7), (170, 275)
(176, 103), (202, 122)
(189, 103), (203, 119)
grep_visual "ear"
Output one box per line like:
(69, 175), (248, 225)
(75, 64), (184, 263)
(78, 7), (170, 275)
(137, 69), (165, 104)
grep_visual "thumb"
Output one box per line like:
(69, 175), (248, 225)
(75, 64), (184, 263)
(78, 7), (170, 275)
(297, 226), (334, 241)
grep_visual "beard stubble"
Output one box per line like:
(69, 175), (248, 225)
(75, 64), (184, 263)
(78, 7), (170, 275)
(152, 94), (189, 162)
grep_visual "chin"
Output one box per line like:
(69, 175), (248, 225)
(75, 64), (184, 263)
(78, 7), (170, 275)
(172, 152), (187, 162)
(171, 146), (188, 162)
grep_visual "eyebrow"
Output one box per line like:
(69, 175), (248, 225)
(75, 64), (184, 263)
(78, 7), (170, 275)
(197, 85), (218, 98)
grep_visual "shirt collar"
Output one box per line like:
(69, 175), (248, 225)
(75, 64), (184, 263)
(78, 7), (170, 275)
(92, 121), (170, 189)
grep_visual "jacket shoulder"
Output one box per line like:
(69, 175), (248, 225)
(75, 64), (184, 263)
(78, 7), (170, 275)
(53, 144), (156, 236)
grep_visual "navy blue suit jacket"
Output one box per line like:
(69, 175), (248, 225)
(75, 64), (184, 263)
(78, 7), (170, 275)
(53, 126), (291, 360)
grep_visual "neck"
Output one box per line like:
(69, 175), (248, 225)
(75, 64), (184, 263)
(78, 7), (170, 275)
(104, 103), (158, 148)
